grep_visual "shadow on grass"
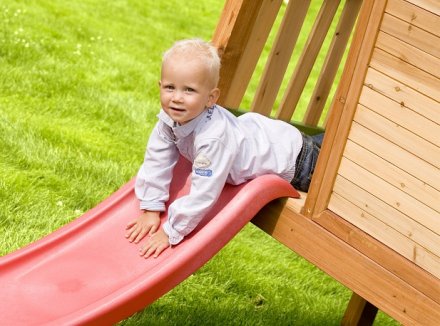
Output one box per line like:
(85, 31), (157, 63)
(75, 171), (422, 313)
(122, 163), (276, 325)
(123, 297), (343, 326)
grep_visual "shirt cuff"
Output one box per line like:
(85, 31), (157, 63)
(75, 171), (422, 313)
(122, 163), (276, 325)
(162, 221), (184, 245)
(139, 201), (165, 212)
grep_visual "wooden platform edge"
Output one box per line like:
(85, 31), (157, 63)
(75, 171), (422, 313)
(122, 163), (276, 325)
(252, 199), (440, 325)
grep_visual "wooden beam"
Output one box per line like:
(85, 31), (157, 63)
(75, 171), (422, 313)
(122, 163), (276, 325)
(211, 0), (265, 107)
(212, 0), (262, 105)
(314, 208), (440, 305)
(252, 200), (440, 325)
(219, 0), (283, 109)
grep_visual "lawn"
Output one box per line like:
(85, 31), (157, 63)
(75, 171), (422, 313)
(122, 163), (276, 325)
(0, 0), (398, 325)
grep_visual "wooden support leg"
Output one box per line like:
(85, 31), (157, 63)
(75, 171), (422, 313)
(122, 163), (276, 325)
(341, 292), (378, 326)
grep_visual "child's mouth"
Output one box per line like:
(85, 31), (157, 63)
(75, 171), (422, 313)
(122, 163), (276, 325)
(170, 107), (185, 112)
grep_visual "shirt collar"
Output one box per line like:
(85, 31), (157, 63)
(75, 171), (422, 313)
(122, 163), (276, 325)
(157, 109), (175, 128)
(157, 108), (210, 139)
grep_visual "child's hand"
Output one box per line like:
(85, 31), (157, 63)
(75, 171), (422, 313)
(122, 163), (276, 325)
(139, 228), (170, 258)
(125, 210), (161, 244)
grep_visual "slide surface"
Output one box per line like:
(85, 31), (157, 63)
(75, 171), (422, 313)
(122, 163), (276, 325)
(0, 157), (299, 325)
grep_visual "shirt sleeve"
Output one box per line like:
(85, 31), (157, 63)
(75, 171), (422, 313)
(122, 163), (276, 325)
(135, 122), (179, 211)
(163, 138), (235, 245)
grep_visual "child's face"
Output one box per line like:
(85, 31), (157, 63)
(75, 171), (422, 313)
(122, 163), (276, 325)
(159, 56), (219, 125)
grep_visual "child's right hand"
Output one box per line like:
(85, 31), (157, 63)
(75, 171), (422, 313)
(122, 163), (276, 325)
(125, 210), (161, 244)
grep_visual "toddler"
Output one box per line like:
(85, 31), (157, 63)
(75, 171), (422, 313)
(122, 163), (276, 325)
(125, 39), (323, 258)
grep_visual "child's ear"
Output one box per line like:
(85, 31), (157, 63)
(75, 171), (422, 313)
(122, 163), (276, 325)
(208, 88), (220, 107)
(158, 81), (162, 88)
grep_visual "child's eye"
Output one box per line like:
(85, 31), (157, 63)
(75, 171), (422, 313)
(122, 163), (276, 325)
(185, 87), (195, 93)
(164, 85), (174, 90)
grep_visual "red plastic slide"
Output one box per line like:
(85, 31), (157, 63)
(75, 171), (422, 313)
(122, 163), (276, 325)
(0, 157), (299, 325)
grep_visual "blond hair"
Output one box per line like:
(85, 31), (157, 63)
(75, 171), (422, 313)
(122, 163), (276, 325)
(162, 39), (221, 87)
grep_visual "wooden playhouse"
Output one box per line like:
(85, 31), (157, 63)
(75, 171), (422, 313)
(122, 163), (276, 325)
(211, 0), (439, 324)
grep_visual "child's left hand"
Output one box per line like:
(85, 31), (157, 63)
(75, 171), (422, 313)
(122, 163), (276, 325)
(139, 228), (170, 258)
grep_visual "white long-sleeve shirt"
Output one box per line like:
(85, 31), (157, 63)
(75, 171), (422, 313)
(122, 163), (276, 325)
(135, 105), (302, 245)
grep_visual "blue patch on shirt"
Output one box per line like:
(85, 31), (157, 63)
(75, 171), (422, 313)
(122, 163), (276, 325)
(195, 168), (213, 177)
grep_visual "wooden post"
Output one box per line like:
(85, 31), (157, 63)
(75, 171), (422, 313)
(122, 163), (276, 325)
(303, 0), (363, 127)
(341, 293), (378, 326)
(211, 0), (270, 108)
(250, 0), (311, 116)
(276, 0), (340, 122)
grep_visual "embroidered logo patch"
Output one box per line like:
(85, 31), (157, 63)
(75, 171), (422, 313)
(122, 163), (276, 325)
(194, 154), (211, 168)
(206, 106), (214, 120)
(195, 168), (213, 177)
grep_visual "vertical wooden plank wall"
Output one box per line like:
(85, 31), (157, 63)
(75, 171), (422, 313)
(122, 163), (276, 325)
(311, 0), (440, 323)
(329, 0), (440, 281)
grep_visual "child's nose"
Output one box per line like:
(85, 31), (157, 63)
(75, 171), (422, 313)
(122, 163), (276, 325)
(171, 90), (183, 102)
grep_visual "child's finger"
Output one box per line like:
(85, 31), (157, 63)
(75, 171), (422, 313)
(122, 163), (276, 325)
(139, 245), (147, 256)
(128, 225), (147, 243)
(125, 220), (137, 230)
(152, 243), (168, 258)
(140, 244), (155, 258)
(133, 227), (150, 243)
(148, 224), (159, 235)
(125, 223), (137, 238)
(126, 226), (140, 242)
(125, 226), (137, 242)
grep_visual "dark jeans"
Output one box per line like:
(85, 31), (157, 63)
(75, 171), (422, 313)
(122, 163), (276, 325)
(291, 133), (324, 192)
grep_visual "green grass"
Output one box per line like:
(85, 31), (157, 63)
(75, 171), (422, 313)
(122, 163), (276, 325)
(1, 1), (398, 325)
